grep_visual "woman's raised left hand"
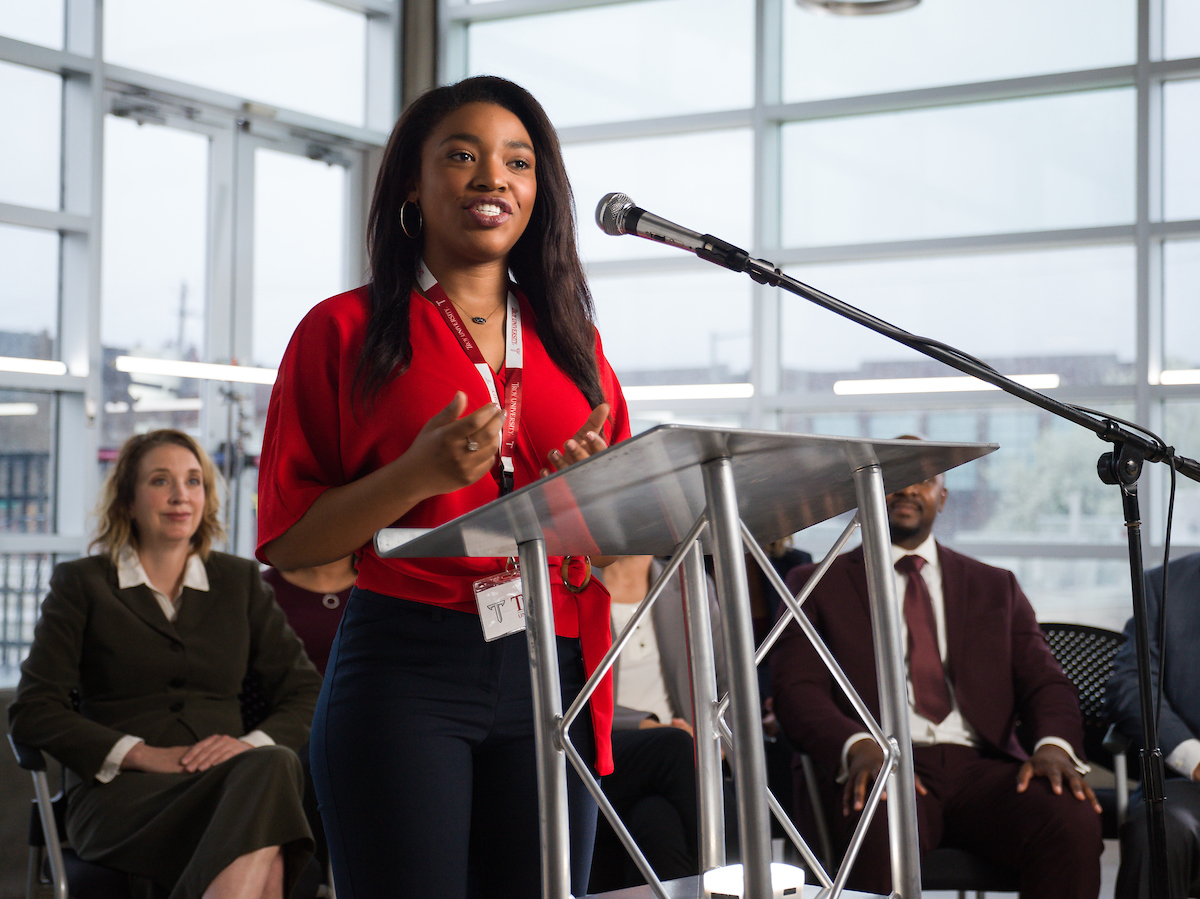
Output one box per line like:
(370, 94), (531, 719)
(179, 734), (253, 773)
(543, 403), (610, 475)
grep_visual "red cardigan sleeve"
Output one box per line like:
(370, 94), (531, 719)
(256, 290), (363, 561)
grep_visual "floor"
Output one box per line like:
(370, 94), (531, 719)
(586, 841), (1122, 897)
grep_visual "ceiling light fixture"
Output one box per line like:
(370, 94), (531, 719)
(833, 373), (1060, 395)
(795, 0), (919, 15)
(0, 403), (39, 416)
(0, 356), (68, 376)
(1160, 369), (1200, 386)
(622, 383), (755, 402)
(115, 356), (277, 385)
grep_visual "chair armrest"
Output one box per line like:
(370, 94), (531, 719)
(1102, 724), (1132, 756)
(8, 734), (48, 772)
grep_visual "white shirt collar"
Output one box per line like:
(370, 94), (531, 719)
(117, 545), (210, 597)
(890, 533), (939, 571)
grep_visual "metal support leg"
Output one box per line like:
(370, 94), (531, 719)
(520, 537), (572, 899)
(32, 769), (68, 899)
(702, 456), (773, 898)
(681, 540), (726, 872)
(853, 462), (922, 899)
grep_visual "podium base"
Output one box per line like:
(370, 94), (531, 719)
(702, 864), (804, 898)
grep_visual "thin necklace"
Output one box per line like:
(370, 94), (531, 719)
(452, 297), (504, 326)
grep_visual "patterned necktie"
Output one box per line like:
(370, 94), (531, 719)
(895, 554), (952, 724)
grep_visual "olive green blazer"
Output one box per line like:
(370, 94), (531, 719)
(8, 552), (321, 783)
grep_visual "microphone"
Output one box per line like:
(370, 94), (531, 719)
(595, 192), (750, 272)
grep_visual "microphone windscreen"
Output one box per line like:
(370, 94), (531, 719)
(595, 192), (635, 236)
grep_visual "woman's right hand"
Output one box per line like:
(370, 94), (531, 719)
(264, 391), (505, 571)
(122, 736), (256, 774)
(404, 391), (504, 497)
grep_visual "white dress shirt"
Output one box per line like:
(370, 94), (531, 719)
(611, 599), (675, 725)
(1167, 739), (1200, 779)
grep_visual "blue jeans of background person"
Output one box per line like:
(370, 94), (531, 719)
(311, 588), (598, 899)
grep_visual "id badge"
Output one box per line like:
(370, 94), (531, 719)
(474, 567), (525, 642)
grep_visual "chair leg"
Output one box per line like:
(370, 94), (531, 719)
(800, 753), (835, 871)
(1115, 750), (1129, 827)
(27, 845), (44, 899)
(30, 770), (69, 899)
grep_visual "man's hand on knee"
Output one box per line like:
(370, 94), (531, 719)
(843, 739), (884, 816)
(1016, 743), (1103, 814)
(842, 738), (927, 816)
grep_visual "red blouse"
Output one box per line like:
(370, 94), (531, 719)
(256, 285), (631, 772)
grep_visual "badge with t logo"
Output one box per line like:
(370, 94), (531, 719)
(473, 562), (524, 642)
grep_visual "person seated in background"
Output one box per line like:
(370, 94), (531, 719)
(748, 537), (813, 650)
(261, 556), (356, 676)
(747, 537), (813, 794)
(8, 429), (322, 899)
(770, 453), (1103, 899)
(1107, 550), (1200, 899)
(588, 554), (727, 893)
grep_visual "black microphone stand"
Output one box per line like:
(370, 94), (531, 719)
(688, 235), (1200, 899)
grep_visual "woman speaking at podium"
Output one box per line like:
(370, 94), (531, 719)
(256, 76), (630, 899)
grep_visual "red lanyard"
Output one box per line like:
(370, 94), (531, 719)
(417, 259), (523, 495)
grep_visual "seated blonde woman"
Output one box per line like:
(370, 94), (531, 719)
(8, 429), (322, 899)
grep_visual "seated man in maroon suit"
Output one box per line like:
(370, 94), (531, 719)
(770, 463), (1103, 899)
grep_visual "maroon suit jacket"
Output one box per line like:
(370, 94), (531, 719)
(769, 543), (1085, 778)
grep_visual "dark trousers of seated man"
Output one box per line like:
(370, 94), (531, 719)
(1116, 779), (1200, 899)
(589, 726), (699, 892)
(821, 744), (1102, 899)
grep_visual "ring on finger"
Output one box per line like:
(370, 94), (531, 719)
(465, 438), (480, 452)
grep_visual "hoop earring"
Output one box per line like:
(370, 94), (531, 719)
(400, 200), (423, 240)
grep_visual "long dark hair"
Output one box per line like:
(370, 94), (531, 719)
(356, 75), (605, 411)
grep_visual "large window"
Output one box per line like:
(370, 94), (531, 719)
(466, 0), (754, 127)
(0, 62), (62, 210)
(780, 90), (1135, 246)
(443, 0), (1200, 631)
(104, 0), (369, 126)
(0, 0), (392, 683)
(781, 0), (1135, 102)
(0, 226), (59, 363)
(251, 147), (348, 371)
(780, 246), (1138, 390)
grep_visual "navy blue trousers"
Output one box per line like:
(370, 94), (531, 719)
(311, 588), (597, 899)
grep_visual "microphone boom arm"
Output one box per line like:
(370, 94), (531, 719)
(735, 254), (1200, 482)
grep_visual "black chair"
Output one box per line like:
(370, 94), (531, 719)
(9, 732), (129, 899)
(10, 675), (330, 899)
(1039, 621), (1127, 840)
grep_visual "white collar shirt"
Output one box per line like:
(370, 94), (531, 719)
(117, 545), (210, 622)
(891, 536), (978, 749)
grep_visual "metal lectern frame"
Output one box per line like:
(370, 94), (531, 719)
(375, 426), (995, 899)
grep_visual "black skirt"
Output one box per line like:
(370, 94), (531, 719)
(65, 745), (313, 899)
